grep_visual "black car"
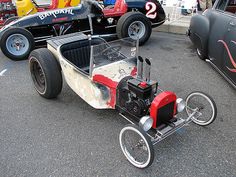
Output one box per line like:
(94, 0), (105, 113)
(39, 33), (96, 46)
(0, 0), (166, 61)
(188, 0), (236, 89)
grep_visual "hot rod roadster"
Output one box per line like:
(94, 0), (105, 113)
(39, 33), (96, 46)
(0, 0), (166, 61)
(29, 32), (217, 168)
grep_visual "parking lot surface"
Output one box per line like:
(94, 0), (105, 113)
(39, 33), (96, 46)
(0, 32), (235, 177)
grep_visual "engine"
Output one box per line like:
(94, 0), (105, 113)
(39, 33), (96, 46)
(116, 57), (178, 129)
(116, 76), (157, 120)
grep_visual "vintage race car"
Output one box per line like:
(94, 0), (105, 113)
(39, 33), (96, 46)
(0, 0), (166, 61)
(29, 32), (217, 168)
(0, 0), (80, 26)
(187, 0), (236, 88)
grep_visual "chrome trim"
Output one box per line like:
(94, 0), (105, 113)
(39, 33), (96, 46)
(27, 8), (34, 15)
(88, 35), (93, 78)
(137, 56), (143, 80)
(144, 58), (151, 83)
(206, 59), (236, 89)
(88, 15), (93, 35)
(151, 109), (198, 145)
(34, 35), (53, 40)
(151, 20), (166, 26)
(34, 36), (53, 43)
(81, 29), (92, 33)
(105, 25), (117, 29)
(119, 113), (135, 124)
(92, 34), (117, 38)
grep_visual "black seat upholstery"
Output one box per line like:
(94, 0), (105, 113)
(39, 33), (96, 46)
(63, 46), (91, 71)
(61, 38), (105, 73)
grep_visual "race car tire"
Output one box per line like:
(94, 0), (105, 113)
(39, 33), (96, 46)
(0, 27), (35, 61)
(29, 48), (62, 99)
(116, 12), (152, 45)
(196, 48), (207, 60)
(3, 16), (19, 26)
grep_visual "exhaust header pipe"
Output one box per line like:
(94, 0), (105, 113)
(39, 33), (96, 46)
(137, 56), (143, 80)
(144, 58), (151, 83)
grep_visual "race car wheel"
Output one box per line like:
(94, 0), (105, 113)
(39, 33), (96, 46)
(196, 48), (207, 60)
(29, 48), (62, 99)
(119, 124), (154, 168)
(116, 12), (152, 45)
(0, 27), (34, 61)
(186, 92), (217, 126)
(3, 16), (19, 26)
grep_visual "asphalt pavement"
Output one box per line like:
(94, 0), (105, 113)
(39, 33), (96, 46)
(0, 32), (236, 177)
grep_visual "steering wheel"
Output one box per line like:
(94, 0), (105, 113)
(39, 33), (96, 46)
(101, 45), (122, 60)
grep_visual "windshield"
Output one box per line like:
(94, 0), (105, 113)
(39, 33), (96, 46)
(91, 37), (137, 67)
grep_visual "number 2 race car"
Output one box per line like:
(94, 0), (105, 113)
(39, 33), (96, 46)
(0, 0), (166, 61)
(29, 32), (217, 168)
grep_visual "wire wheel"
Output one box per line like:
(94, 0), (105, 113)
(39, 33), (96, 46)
(30, 57), (47, 94)
(119, 124), (154, 168)
(186, 92), (217, 126)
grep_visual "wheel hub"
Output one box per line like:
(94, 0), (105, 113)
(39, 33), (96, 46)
(6, 34), (29, 56)
(128, 21), (145, 40)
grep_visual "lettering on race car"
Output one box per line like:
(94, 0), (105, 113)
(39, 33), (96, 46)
(145, 2), (157, 19)
(39, 9), (74, 20)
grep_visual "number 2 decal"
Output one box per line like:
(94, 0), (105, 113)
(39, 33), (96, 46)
(145, 2), (157, 19)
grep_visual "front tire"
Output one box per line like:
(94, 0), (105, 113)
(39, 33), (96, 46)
(116, 12), (152, 45)
(0, 27), (35, 60)
(186, 91), (217, 126)
(119, 124), (154, 168)
(29, 48), (62, 99)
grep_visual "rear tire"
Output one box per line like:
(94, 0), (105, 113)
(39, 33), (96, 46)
(0, 27), (34, 60)
(116, 12), (152, 45)
(29, 48), (62, 99)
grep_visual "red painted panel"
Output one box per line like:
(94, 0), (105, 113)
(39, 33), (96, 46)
(103, 0), (128, 17)
(93, 74), (118, 108)
(150, 91), (177, 128)
(130, 66), (137, 76)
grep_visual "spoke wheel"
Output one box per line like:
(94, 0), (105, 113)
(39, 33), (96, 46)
(119, 124), (154, 168)
(186, 92), (217, 126)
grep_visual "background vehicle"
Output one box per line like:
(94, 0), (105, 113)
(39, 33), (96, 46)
(0, 0), (16, 25)
(29, 33), (217, 168)
(0, 0), (80, 26)
(15, 0), (80, 17)
(188, 0), (236, 88)
(0, 0), (165, 60)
